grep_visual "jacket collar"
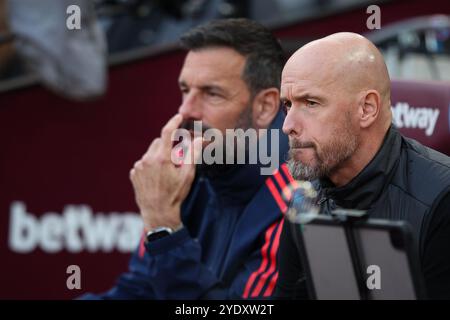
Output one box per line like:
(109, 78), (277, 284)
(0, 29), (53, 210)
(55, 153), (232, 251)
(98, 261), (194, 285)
(318, 126), (402, 210)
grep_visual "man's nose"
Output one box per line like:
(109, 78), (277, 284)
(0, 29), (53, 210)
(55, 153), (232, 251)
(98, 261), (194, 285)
(282, 108), (301, 137)
(178, 91), (202, 120)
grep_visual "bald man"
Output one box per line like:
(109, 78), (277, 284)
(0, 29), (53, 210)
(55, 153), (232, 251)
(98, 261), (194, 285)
(276, 33), (450, 299)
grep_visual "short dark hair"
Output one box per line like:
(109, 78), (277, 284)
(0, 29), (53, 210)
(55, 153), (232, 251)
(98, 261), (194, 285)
(180, 18), (285, 97)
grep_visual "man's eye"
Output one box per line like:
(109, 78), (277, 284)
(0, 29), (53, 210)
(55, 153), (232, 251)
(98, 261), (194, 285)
(206, 91), (220, 98)
(306, 100), (318, 107)
(282, 100), (291, 114)
(180, 88), (189, 95)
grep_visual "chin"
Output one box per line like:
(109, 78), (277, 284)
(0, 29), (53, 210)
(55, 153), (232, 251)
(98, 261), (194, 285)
(291, 148), (316, 164)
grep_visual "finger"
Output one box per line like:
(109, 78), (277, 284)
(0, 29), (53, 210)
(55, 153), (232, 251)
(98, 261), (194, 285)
(145, 137), (162, 154)
(133, 160), (144, 171)
(160, 113), (183, 155)
(142, 138), (162, 164)
(170, 142), (185, 166)
(181, 136), (203, 172)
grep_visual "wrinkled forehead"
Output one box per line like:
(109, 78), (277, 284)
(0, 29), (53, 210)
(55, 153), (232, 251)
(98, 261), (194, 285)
(281, 60), (342, 99)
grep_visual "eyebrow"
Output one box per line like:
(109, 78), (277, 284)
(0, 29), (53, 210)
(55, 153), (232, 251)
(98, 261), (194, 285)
(281, 92), (326, 103)
(178, 81), (227, 94)
(296, 93), (322, 101)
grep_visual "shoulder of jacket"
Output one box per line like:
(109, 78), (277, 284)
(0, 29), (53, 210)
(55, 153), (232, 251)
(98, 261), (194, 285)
(389, 136), (450, 208)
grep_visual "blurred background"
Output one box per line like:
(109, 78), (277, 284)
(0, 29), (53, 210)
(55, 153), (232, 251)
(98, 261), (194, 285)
(0, 0), (449, 299)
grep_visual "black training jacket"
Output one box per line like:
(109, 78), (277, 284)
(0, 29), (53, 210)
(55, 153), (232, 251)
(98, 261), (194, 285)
(275, 126), (450, 299)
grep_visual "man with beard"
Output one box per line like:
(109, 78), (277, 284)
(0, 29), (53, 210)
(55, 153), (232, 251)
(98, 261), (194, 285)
(81, 18), (290, 299)
(275, 32), (450, 299)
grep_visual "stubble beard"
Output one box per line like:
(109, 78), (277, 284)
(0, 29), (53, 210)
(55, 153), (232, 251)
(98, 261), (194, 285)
(287, 112), (360, 181)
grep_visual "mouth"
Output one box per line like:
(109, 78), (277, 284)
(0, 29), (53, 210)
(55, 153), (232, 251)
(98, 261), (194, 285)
(289, 139), (315, 150)
(290, 146), (315, 154)
(291, 146), (313, 150)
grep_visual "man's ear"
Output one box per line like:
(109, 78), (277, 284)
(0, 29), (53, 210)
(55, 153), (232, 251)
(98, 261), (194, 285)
(359, 90), (381, 129)
(251, 88), (280, 130)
